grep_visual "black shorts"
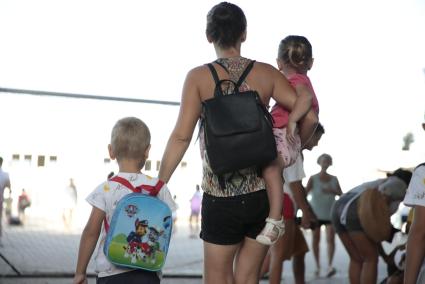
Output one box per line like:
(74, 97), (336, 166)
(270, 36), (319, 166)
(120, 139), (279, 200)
(97, 270), (159, 284)
(317, 220), (332, 226)
(200, 190), (269, 245)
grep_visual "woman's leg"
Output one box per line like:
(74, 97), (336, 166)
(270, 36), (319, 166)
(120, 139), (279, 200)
(268, 219), (296, 284)
(312, 226), (321, 274)
(234, 237), (269, 284)
(337, 231), (363, 284)
(203, 241), (240, 284)
(325, 224), (336, 271)
(349, 231), (379, 284)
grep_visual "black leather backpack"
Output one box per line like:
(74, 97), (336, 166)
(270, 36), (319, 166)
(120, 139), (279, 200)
(201, 60), (277, 186)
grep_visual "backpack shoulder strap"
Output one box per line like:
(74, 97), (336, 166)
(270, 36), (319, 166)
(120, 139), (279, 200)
(104, 177), (165, 233)
(235, 60), (255, 89)
(214, 60), (229, 73)
(206, 63), (220, 85)
(109, 175), (164, 197)
(110, 176), (136, 192)
(139, 180), (165, 197)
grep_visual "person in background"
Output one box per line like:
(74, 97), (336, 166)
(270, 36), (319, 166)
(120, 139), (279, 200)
(172, 194), (178, 235)
(63, 178), (78, 229)
(306, 153), (342, 277)
(189, 184), (202, 238)
(403, 162), (425, 284)
(17, 188), (30, 224)
(0, 156), (11, 245)
(4, 188), (13, 221)
(331, 168), (412, 284)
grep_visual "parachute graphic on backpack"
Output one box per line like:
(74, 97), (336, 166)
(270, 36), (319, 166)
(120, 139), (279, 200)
(103, 176), (173, 271)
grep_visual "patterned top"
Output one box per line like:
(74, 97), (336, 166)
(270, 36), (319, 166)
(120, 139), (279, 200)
(199, 57), (266, 197)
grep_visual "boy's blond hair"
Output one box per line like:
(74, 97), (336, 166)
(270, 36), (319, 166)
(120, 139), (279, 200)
(110, 117), (151, 163)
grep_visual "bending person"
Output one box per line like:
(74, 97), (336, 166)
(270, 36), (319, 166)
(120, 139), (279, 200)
(331, 168), (412, 284)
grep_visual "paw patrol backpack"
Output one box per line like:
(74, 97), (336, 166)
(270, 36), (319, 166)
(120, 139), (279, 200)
(103, 176), (173, 271)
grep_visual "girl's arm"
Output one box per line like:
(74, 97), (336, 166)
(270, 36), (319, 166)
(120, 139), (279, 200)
(269, 69), (318, 145)
(74, 207), (105, 284)
(159, 68), (202, 183)
(405, 206), (425, 284)
(287, 84), (314, 143)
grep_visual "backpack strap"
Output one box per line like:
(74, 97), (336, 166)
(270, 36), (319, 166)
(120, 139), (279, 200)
(235, 60), (255, 89)
(214, 60), (228, 73)
(103, 176), (165, 233)
(207, 61), (255, 98)
(110, 176), (164, 196)
(206, 63), (220, 85)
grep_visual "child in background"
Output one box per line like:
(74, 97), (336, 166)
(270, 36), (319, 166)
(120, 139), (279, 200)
(257, 35), (320, 245)
(73, 117), (176, 284)
(17, 189), (31, 223)
(189, 185), (202, 238)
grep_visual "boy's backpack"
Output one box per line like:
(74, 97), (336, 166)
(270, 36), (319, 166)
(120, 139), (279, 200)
(202, 60), (277, 185)
(103, 176), (173, 272)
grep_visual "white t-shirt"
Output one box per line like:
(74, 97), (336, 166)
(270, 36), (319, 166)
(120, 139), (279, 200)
(403, 165), (425, 208)
(86, 172), (177, 278)
(283, 155), (305, 211)
(0, 169), (10, 203)
(403, 164), (425, 284)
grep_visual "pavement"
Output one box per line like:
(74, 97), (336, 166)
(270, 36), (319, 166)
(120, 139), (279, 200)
(0, 211), (405, 284)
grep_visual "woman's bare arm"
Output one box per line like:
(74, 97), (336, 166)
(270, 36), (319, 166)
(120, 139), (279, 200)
(159, 68), (202, 183)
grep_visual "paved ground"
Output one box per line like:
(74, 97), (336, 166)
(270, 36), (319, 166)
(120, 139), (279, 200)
(0, 212), (405, 284)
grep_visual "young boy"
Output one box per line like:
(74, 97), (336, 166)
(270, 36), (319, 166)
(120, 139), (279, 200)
(73, 117), (176, 284)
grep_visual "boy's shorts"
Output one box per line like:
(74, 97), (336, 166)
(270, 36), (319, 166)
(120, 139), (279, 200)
(200, 190), (269, 245)
(97, 270), (159, 284)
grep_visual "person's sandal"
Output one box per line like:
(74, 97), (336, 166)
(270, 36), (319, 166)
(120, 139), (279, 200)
(326, 267), (336, 278)
(256, 217), (285, 245)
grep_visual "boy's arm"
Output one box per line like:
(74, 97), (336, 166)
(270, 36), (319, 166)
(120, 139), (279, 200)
(159, 68), (202, 183)
(74, 206), (105, 284)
